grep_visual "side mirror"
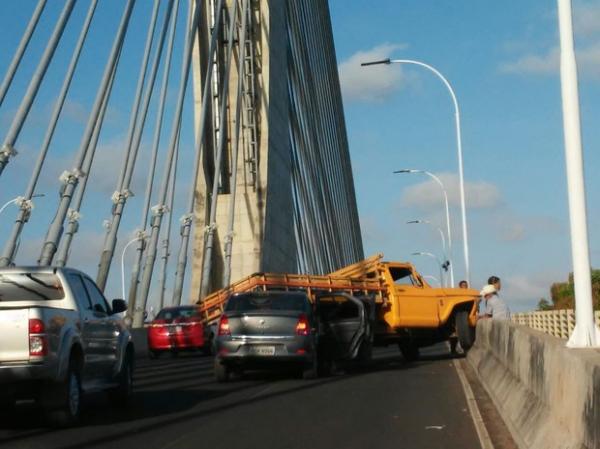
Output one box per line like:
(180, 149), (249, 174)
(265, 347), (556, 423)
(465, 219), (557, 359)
(112, 299), (127, 314)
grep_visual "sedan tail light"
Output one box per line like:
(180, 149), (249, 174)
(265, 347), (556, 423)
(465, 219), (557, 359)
(150, 319), (167, 328)
(218, 315), (230, 336)
(296, 314), (310, 336)
(29, 319), (47, 356)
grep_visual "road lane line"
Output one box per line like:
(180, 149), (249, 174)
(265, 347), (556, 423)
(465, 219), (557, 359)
(453, 359), (494, 449)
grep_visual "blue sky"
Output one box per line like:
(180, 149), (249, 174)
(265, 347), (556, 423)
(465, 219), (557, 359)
(330, 0), (600, 311)
(1, 1), (600, 312)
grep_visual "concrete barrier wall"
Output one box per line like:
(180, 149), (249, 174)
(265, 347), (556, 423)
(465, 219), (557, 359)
(468, 320), (600, 449)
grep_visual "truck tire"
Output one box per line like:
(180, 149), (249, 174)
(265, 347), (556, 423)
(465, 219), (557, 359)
(399, 342), (420, 362)
(108, 352), (133, 407)
(456, 310), (476, 351)
(214, 359), (230, 383)
(47, 364), (82, 427)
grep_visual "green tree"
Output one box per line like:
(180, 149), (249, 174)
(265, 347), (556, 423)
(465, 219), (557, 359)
(537, 298), (553, 311)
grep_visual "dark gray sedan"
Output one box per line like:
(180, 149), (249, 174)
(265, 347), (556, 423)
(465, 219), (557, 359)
(213, 291), (371, 382)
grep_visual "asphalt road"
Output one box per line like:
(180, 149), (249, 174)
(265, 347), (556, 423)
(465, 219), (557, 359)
(0, 345), (482, 449)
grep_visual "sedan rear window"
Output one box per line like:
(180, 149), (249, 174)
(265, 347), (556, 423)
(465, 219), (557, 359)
(156, 307), (201, 321)
(225, 293), (308, 312)
(0, 273), (65, 301)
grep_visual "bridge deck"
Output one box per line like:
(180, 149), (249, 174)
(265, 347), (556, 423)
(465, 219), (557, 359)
(0, 346), (500, 449)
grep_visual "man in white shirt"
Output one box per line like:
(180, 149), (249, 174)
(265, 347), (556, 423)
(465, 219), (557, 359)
(480, 284), (510, 320)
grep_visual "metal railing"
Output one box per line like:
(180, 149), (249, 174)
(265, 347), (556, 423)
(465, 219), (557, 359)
(512, 309), (600, 339)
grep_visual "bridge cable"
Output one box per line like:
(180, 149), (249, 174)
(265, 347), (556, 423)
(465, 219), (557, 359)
(177, 0), (227, 303)
(158, 130), (180, 308)
(128, 0), (180, 314)
(0, 0), (76, 178)
(55, 49), (120, 267)
(0, 0), (98, 267)
(96, 0), (173, 291)
(221, 0), (250, 287)
(133, 0), (203, 327)
(0, 0), (47, 108)
(38, 0), (137, 266)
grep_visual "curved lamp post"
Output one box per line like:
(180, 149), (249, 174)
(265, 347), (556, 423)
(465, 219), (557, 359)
(398, 169), (454, 286)
(407, 219), (452, 285)
(363, 57), (469, 283)
(412, 251), (444, 287)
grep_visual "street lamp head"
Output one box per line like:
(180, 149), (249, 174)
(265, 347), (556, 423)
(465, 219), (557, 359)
(360, 58), (391, 67)
(394, 169), (420, 174)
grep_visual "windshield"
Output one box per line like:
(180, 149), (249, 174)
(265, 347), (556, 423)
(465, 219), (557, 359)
(225, 293), (309, 312)
(156, 307), (201, 321)
(0, 273), (65, 301)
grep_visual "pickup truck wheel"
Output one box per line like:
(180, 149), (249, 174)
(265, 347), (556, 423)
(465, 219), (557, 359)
(108, 354), (133, 407)
(214, 359), (230, 383)
(47, 366), (82, 427)
(399, 342), (420, 362)
(456, 310), (476, 351)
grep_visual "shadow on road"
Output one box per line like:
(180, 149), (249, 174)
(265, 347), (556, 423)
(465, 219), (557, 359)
(0, 347), (457, 448)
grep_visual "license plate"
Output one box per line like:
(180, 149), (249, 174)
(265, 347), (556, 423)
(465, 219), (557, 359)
(249, 346), (275, 356)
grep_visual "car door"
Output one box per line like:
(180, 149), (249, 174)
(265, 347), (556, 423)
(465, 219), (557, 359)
(81, 276), (118, 378)
(316, 293), (366, 360)
(66, 273), (101, 382)
(387, 266), (440, 327)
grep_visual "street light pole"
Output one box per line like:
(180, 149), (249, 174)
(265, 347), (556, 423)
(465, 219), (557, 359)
(121, 236), (142, 302)
(364, 57), (470, 283)
(407, 220), (449, 286)
(422, 275), (441, 287)
(557, 0), (600, 347)
(397, 169), (454, 286)
(412, 251), (444, 287)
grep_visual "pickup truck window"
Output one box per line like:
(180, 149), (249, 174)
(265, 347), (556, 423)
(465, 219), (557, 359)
(67, 274), (92, 311)
(388, 267), (418, 286)
(82, 277), (110, 314)
(156, 307), (201, 321)
(0, 273), (64, 301)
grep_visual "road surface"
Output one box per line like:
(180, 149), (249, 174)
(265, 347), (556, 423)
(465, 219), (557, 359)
(0, 345), (482, 449)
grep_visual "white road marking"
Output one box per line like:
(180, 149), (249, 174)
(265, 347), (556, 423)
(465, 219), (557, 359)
(453, 359), (494, 449)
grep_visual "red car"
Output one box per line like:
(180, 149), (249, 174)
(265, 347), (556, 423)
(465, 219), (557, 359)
(147, 306), (209, 358)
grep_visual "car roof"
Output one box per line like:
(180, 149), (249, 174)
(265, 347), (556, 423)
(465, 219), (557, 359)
(0, 266), (88, 277)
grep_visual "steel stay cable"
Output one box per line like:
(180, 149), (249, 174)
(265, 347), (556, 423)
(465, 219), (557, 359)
(222, 0), (250, 287)
(0, 0), (98, 267)
(175, 0), (226, 303)
(134, 0), (203, 327)
(97, 0), (174, 290)
(0, 0), (76, 177)
(128, 0), (180, 313)
(55, 51), (120, 267)
(0, 0), (47, 108)
(38, 0), (136, 266)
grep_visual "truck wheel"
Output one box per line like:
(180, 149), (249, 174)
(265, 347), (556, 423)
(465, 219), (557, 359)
(399, 342), (420, 362)
(47, 364), (82, 426)
(108, 353), (133, 407)
(214, 359), (230, 383)
(456, 310), (476, 351)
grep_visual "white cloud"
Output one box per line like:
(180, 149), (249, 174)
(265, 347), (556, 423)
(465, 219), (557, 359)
(400, 173), (503, 211)
(503, 272), (561, 306)
(573, 1), (600, 38)
(500, 1), (600, 78)
(500, 47), (559, 75)
(338, 43), (408, 103)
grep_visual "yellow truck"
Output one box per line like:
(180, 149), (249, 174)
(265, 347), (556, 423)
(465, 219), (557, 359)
(197, 254), (479, 360)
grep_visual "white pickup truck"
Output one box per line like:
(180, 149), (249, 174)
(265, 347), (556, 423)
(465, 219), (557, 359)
(0, 267), (134, 425)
